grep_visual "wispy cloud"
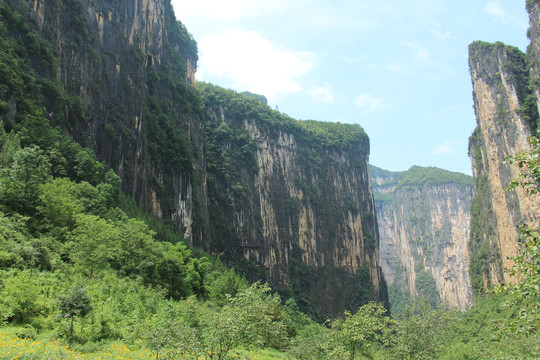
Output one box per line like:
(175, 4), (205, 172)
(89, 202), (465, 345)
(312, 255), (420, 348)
(198, 29), (315, 100)
(432, 140), (462, 155)
(172, 0), (289, 20)
(355, 93), (387, 112)
(485, 1), (506, 18)
(308, 84), (334, 103)
(402, 41), (431, 60)
(387, 65), (403, 73)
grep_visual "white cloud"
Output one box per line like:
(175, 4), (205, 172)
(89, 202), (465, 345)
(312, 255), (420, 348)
(485, 1), (506, 18)
(402, 41), (431, 60)
(308, 84), (334, 103)
(432, 140), (462, 155)
(198, 29), (315, 100)
(388, 65), (404, 73)
(355, 94), (387, 112)
(171, 0), (289, 21)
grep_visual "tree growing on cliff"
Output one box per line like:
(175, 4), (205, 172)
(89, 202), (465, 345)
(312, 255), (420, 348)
(500, 135), (540, 335)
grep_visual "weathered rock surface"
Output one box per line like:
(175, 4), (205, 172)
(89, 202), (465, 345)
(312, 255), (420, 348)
(372, 166), (473, 310)
(198, 86), (386, 316)
(468, 39), (540, 290)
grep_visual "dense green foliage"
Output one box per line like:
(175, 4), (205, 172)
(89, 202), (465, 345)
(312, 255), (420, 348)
(197, 82), (369, 151)
(498, 136), (540, 335)
(468, 127), (503, 293)
(371, 165), (473, 203)
(0, 1), (83, 133)
(392, 165), (473, 189)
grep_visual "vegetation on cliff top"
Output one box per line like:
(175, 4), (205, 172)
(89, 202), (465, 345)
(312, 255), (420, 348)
(197, 82), (369, 152)
(469, 40), (540, 133)
(371, 165), (473, 204)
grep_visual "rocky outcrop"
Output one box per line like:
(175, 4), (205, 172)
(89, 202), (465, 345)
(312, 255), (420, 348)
(468, 40), (540, 290)
(372, 166), (473, 311)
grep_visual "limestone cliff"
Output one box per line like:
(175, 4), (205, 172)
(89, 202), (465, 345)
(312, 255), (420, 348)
(198, 84), (386, 317)
(11, 0), (201, 241)
(468, 39), (540, 291)
(1, 0), (386, 317)
(371, 165), (473, 311)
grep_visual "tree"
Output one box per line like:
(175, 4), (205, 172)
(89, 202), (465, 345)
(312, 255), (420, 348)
(0, 123), (20, 168)
(499, 135), (540, 335)
(38, 178), (82, 230)
(56, 284), (93, 349)
(187, 257), (212, 298)
(1, 146), (51, 213)
(385, 299), (456, 360)
(198, 283), (288, 360)
(69, 214), (120, 278)
(504, 135), (540, 195)
(144, 305), (199, 360)
(329, 302), (393, 360)
(114, 218), (158, 279)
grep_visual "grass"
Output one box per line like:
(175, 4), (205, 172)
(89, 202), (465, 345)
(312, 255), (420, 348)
(0, 331), (153, 359)
(0, 331), (293, 359)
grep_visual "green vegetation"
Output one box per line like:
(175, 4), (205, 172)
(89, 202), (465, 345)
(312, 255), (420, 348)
(499, 135), (540, 335)
(197, 82), (369, 152)
(372, 192), (395, 204)
(395, 165), (473, 189)
(240, 91), (268, 105)
(469, 41), (540, 133)
(468, 128), (504, 293)
(1, 111), (534, 359)
(371, 164), (473, 192)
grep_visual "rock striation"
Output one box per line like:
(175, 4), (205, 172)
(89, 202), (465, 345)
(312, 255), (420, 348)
(198, 85), (386, 317)
(372, 166), (473, 311)
(468, 31), (540, 290)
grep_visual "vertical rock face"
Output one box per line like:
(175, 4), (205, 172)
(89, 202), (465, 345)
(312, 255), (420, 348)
(468, 40), (540, 291)
(372, 166), (473, 311)
(4, 1), (386, 317)
(527, 0), (540, 115)
(17, 0), (201, 240)
(199, 85), (386, 317)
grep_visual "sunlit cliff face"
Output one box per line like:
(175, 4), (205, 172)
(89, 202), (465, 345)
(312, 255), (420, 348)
(372, 167), (473, 310)
(469, 42), (540, 287)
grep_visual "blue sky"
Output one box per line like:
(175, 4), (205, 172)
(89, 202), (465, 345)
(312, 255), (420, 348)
(171, 0), (530, 175)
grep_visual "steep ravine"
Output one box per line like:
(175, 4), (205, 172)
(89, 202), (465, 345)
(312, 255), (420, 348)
(2, 0), (387, 317)
(371, 166), (474, 311)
